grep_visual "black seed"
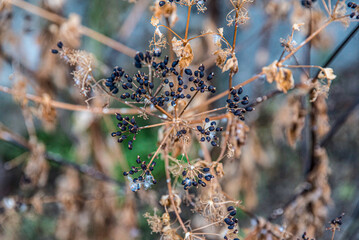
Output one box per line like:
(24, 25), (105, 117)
(227, 206), (234, 211)
(57, 41), (63, 48)
(203, 167), (210, 172)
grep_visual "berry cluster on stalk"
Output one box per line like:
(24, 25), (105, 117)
(123, 156), (157, 192)
(176, 128), (188, 138)
(111, 113), (138, 150)
(226, 87), (252, 120)
(181, 166), (214, 190)
(348, 2), (359, 19)
(197, 118), (223, 146)
(223, 206), (239, 240)
(104, 50), (216, 110)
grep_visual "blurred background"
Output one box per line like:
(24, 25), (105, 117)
(0, 0), (359, 239)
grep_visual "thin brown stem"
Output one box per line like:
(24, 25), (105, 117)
(184, 5), (192, 40)
(166, 18), (174, 64)
(164, 148), (188, 233)
(0, 85), (140, 115)
(331, 230), (336, 240)
(147, 126), (175, 167)
(279, 20), (332, 64)
(178, 90), (199, 117)
(138, 122), (172, 130)
(158, 25), (183, 40)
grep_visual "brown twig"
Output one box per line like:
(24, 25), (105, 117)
(164, 147), (188, 234)
(0, 85), (142, 115)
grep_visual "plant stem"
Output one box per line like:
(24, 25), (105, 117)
(279, 20), (332, 64)
(164, 148), (188, 234)
(0, 85), (140, 115)
(184, 5), (192, 40)
(147, 126), (175, 167)
(178, 90), (199, 117)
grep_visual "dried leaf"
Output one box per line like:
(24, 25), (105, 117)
(222, 54), (238, 73)
(263, 61), (294, 93)
(172, 37), (193, 69)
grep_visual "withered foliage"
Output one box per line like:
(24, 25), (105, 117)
(0, 0), (357, 239)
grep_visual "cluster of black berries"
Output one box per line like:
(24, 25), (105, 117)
(184, 65), (216, 93)
(154, 62), (216, 107)
(134, 50), (161, 69)
(223, 206), (239, 239)
(181, 167), (214, 190)
(348, 2), (359, 19)
(123, 156), (157, 192)
(176, 129), (187, 138)
(105, 67), (125, 94)
(105, 51), (216, 110)
(51, 41), (64, 54)
(104, 50), (159, 99)
(105, 65), (156, 100)
(226, 87), (252, 120)
(301, 0), (317, 8)
(111, 113), (138, 150)
(196, 118), (222, 146)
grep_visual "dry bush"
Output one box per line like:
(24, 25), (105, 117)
(1, 0), (359, 239)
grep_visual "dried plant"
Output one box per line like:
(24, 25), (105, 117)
(1, 0), (359, 239)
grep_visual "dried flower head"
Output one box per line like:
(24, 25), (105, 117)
(52, 41), (95, 96)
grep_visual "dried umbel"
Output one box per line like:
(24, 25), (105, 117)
(2, 0), (357, 239)
(226, 0), (253, 26)
(52, 41), (95, 97)
(193, 194), (227, 223)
